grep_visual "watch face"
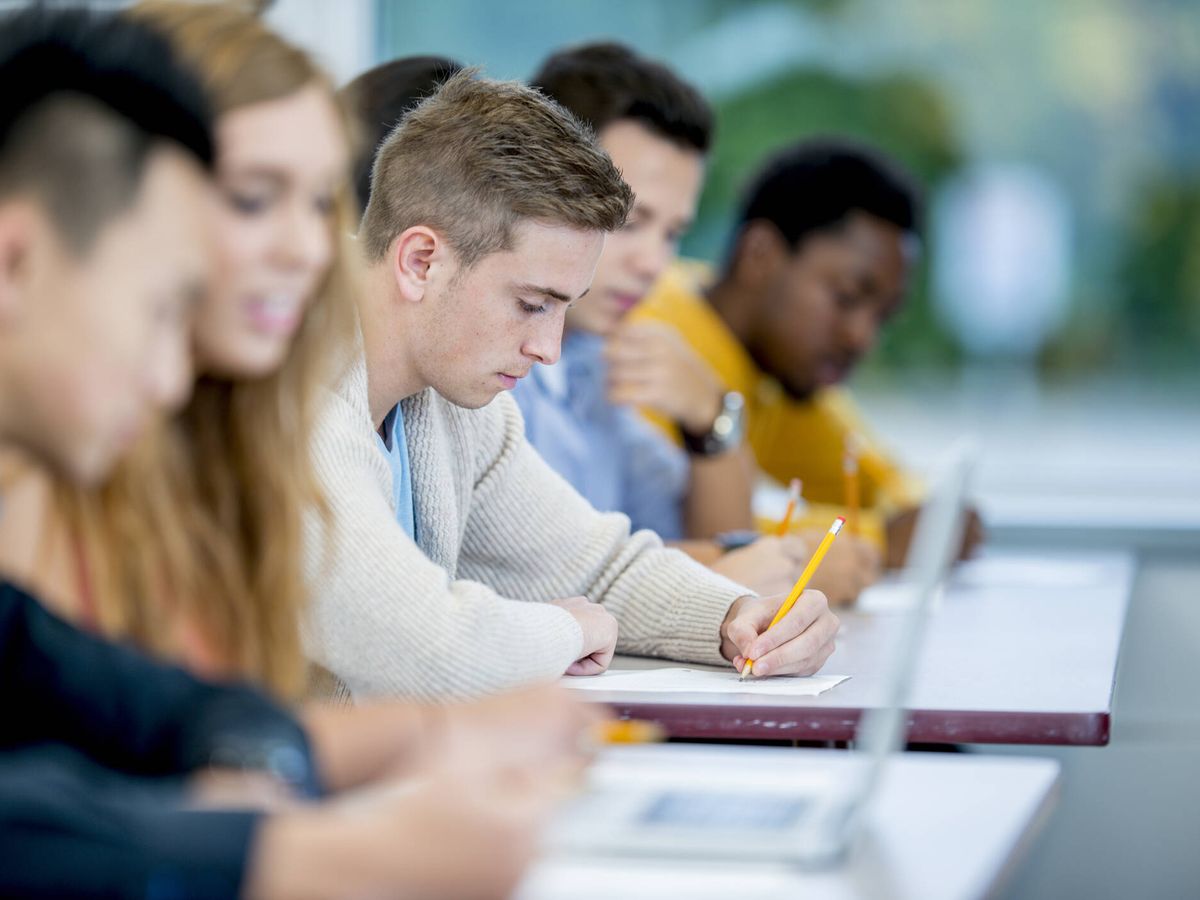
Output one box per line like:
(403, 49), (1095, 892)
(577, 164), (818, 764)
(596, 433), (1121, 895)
(684, 391), (746, 457)
(712, 392), (746, 450)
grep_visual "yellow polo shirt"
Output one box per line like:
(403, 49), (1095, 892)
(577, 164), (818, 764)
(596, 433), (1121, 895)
(632, 260), (923, 549)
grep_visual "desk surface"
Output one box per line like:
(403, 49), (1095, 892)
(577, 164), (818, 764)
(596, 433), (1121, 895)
(572, 551), (1135, 745)
(519, 745), (1060, 900)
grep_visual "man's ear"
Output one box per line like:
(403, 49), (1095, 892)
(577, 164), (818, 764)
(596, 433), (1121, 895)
(730, 219), (789, 291)
(390, 225), (444, 304)
(0, 201), (40, 326)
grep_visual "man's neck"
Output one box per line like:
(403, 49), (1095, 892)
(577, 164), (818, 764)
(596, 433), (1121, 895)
(361, 264), (427, 430)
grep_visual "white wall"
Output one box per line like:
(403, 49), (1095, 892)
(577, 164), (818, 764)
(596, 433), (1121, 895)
(265, 0), (375, 86)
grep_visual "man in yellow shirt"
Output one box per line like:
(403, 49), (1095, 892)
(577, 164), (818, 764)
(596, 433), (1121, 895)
(635, 139), (982, 566)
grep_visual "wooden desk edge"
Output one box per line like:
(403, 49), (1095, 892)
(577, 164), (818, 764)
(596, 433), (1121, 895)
(603, 702), (1111, 746)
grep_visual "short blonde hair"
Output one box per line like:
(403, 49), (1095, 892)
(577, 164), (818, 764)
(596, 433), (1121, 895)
(361, 69), (632, 265)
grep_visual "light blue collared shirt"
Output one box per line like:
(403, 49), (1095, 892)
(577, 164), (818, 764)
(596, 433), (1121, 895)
(374, 403), (416, 541)
(512, 331), (688, 540)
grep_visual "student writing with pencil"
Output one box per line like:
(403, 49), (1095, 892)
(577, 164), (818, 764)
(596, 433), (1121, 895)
(633, 139), (985, 568)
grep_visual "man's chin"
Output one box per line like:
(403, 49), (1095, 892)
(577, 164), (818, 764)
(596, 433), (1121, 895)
(779, 377), (820, 403)
(440, 386), (500, 410)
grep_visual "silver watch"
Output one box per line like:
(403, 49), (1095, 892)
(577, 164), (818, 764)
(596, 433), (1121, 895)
(682, 391), (745, 457)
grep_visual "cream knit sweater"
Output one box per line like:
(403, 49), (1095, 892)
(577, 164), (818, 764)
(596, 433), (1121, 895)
(304, 355), (752, 701)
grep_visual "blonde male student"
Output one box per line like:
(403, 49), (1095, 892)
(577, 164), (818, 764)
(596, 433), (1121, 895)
(343, 47), (873, 607)
(306, 71), (841, 700)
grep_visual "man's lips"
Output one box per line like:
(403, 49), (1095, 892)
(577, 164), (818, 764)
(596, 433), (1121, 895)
(497, 370), (529, 389)
(610, 291), (642, 312)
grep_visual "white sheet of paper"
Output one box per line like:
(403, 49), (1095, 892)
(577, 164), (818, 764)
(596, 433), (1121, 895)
(562, 667), (848, 696)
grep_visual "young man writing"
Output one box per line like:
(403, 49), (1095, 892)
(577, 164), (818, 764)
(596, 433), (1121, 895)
(635, 139), (984, 567)
(306, 71), (840, 699)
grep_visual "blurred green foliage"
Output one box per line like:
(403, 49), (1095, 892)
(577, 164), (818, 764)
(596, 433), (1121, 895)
(1117, 174), (1200, 368)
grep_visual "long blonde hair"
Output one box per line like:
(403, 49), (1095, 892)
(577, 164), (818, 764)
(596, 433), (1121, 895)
(57, 1), (358, 698)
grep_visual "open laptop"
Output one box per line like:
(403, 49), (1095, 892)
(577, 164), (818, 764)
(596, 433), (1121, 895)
(545, 441), (977, 867)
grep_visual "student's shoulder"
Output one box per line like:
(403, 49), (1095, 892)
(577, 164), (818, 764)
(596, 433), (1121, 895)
(311, 359), (387, 478)
(319, 353), (370, 421)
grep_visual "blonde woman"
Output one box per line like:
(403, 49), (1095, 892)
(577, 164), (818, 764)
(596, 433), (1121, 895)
(36, 0), (359, 699)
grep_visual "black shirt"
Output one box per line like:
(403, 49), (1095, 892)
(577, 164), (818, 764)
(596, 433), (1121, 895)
(0, 580), (317, 898)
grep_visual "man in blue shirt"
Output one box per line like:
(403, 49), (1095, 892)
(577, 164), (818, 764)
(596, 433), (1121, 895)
(516, 43), (749, 543)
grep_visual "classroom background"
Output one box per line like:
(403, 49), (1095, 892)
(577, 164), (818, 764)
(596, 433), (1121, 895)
(265, 0), (1200, 517)
(28, 0), (1198, 895)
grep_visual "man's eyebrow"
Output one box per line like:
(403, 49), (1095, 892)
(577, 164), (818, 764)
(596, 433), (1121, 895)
(514, 282), (585, 303)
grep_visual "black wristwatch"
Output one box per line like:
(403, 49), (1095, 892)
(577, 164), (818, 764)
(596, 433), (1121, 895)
(682, 391), (745, 457)
(207, 735), (322, 799)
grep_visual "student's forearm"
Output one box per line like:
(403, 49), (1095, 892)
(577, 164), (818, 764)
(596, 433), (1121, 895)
(683, 445), (756, 538)
(301, 702), (434, 792)
(244, 809), (363, 900)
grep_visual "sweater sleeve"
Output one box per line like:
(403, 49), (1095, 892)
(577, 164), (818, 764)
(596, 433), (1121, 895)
(0, 746), (258, 899)
(459, 394), (752, 667)
(0, 582), (316, 786)
(304, 385), (585, 701)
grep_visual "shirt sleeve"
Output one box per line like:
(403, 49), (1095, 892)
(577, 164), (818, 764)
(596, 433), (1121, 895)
(0, 745), (258, 898)
(617, 408), (688, 541)
(460, 394), (751, 666)
(0, 581), (316, 786)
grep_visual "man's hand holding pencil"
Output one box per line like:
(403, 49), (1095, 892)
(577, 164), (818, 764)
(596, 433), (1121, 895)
(719, 516), (844, 679)
(719, 589), (839, 679)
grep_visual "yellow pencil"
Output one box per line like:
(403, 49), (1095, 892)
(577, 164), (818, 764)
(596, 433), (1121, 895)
(843, 437), (861, 536)
(775, 478), (803, 537)
(741, 515), (845, 680)
(591, 719), (666, 745)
